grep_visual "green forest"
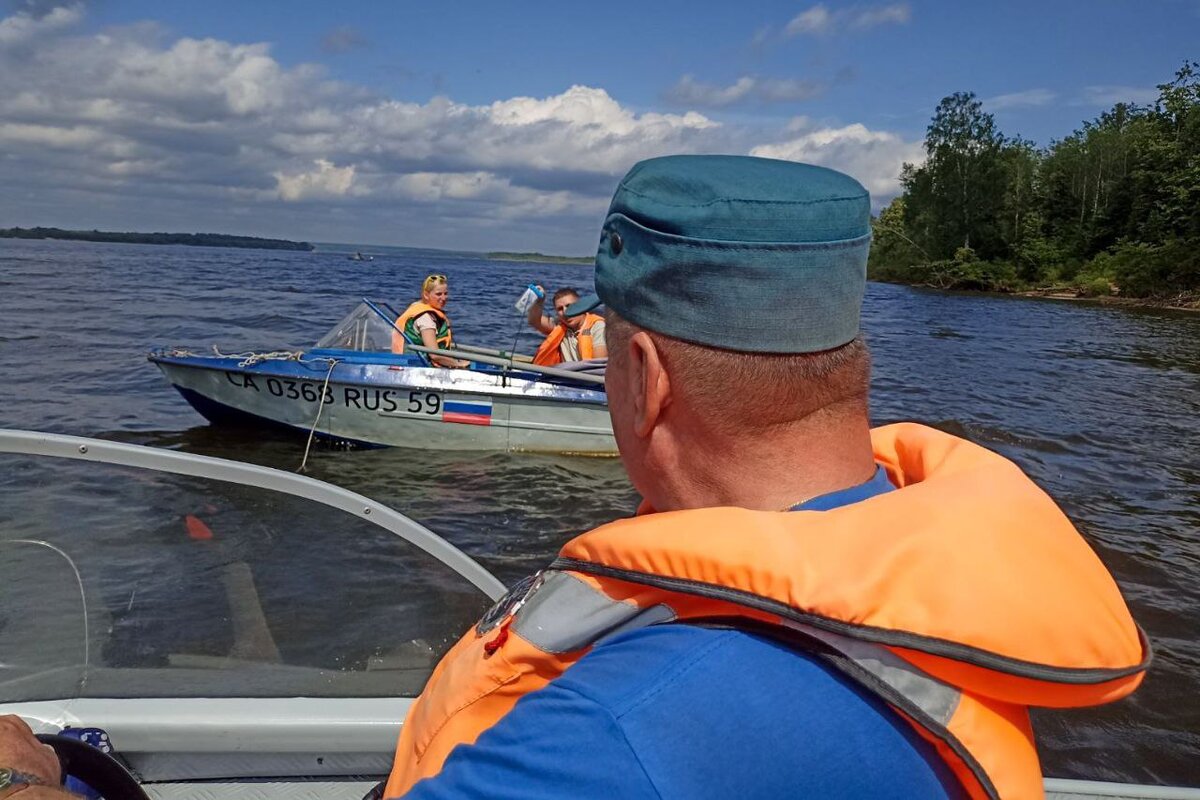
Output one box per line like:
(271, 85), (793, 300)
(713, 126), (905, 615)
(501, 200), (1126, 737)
(869, 62), (1199, 304)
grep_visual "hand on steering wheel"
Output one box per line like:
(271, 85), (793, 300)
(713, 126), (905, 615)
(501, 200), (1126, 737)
(35, 734), (149, 800)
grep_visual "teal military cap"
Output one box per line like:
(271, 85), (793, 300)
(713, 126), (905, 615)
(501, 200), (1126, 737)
(567, 154), (872, 353)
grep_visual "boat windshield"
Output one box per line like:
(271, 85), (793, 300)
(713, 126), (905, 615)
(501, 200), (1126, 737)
(0, 433), (497, 703)
(314, 302), (400, 352)
(0, 540), (87, 704)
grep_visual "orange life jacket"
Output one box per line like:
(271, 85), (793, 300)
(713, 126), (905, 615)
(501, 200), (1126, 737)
(385, 423), (1148, 800)
(392, 301), (453, 356)
(532, 313), (604, 366)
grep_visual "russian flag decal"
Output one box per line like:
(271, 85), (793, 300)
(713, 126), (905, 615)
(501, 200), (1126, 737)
(443, 395), (493, 426)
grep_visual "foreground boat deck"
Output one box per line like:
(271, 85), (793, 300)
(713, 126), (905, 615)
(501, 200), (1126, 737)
(136, 778), (1200, 799)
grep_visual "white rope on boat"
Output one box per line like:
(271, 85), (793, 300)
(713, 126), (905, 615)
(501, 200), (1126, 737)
(297, 357), (340, 473)
(209, 347), (308, 368)
(161, 346), (334, 369)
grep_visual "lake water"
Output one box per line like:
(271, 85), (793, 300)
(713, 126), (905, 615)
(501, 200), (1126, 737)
(1, 237), (1197, 786)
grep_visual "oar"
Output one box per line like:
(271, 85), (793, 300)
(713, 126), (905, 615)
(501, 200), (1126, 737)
(452, 343), (534, 363)
(403, 342), (606, 386)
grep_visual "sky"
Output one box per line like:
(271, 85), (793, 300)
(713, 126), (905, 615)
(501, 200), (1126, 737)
(0, 1), (1195, 254)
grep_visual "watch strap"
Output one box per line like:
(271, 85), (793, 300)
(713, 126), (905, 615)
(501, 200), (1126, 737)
(0, 768), (47, 788)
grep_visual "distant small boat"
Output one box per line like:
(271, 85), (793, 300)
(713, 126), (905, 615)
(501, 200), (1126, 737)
(348, 251), (375, 262)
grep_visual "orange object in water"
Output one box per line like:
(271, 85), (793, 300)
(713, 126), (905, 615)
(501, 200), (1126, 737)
(385, 423), (1148, 800)
(184, 514), (214, 541)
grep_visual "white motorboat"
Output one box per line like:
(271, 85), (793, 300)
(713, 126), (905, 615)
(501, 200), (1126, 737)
(148, 301), (616, 455)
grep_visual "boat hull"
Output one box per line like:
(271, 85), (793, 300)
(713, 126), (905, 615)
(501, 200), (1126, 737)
(149, 351), (616, 454)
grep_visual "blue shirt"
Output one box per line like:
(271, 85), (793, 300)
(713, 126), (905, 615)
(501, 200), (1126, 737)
(403, 467), (962, 799)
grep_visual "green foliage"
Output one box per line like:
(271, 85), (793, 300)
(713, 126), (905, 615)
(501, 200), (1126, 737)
(953, 246), (977, 263)
(1100, 240), (1200, 298)
(871, 61), (1200, 299)
(486, 252), (593, 265)
(901, 92), (1008, 260)
(867, 198), (925, 278)
(899, 257), (1019, 293)
(1074, 275), (1114, 298)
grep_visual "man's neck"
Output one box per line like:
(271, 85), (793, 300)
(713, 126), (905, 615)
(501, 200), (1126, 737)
(652, 415), (877, 512)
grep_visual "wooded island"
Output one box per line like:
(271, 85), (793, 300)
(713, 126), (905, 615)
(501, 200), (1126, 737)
(0, 227), (314, 251)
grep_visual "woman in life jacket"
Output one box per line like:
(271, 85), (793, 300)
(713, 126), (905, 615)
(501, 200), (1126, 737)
(526, 286), (608, 366)
(392, 274), (470, 368)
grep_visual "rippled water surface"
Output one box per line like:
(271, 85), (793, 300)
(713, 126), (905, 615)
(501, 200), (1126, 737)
(1, 238), (1198, 785)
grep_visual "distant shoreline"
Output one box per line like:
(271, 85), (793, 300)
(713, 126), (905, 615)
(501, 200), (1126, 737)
(1013, 287), (1200, 313)
(486, 251), (592, 265)
(873, 277), (1200, 313)
(0, 227), (314, 252)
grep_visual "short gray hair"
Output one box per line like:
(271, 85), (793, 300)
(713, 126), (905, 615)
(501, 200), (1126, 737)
(606, 313), (870, 435)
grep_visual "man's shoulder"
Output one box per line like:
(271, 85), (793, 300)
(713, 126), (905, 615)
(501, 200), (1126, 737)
(555, 624), (860, 718)
(545, 623), (960, 798)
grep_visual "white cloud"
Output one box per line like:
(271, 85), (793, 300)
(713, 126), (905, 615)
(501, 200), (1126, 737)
(488, 84), (714, 135)
(0, 121), (104, 148)
(275, 159), (356, 201)
(0, 1), (81, 45)
(757, 77), (824, 103)
(1080, 85), (1159, 106)
(785, 5), (833, 35)
(665, 75), (823, 108)
(850, 3), (911, 29)
(0, 3), (922, 250)
(751, 122), (923, 200)
(784, 3), (910, 37)
(983, 88), (1057, 111)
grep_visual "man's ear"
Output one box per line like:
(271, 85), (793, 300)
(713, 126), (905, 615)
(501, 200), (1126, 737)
(629, 331), (671, 438)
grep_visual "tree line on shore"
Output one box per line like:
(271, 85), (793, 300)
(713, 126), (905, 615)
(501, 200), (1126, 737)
(869, 62), (1199, 301)
(0, 227), (314, 251)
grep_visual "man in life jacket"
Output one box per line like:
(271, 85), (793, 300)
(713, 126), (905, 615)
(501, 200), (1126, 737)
(0, 157), (1150, 799)
(525, 286), (608, 365)
(380, 155), (1148, 799)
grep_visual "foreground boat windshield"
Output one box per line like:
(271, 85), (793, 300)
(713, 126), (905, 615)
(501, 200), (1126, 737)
(314, 301), (399, 352)
(0, 431), (500, 704)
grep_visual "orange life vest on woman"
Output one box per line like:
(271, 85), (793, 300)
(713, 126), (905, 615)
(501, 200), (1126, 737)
(532, 313), (604, 366)
(385, 423), (1148, 800)
(392, 301), (453, 356)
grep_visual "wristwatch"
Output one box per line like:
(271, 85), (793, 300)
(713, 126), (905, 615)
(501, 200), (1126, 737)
(0, 767), (47, 790)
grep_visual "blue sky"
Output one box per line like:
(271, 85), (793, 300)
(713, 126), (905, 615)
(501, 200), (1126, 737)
(1, 1), (1194, 252)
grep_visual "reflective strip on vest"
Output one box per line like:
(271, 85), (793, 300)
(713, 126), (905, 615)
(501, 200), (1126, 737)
(511, 570), (676, 654)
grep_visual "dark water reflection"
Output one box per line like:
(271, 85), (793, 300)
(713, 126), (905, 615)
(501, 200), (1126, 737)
(2, 239), (1198, 785)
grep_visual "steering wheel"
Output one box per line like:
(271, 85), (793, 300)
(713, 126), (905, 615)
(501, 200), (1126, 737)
(35, 733), (150, 800)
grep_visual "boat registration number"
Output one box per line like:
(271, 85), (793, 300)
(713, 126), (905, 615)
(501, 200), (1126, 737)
(404, 390), (442, 415)
(224, 373), (452, 418)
